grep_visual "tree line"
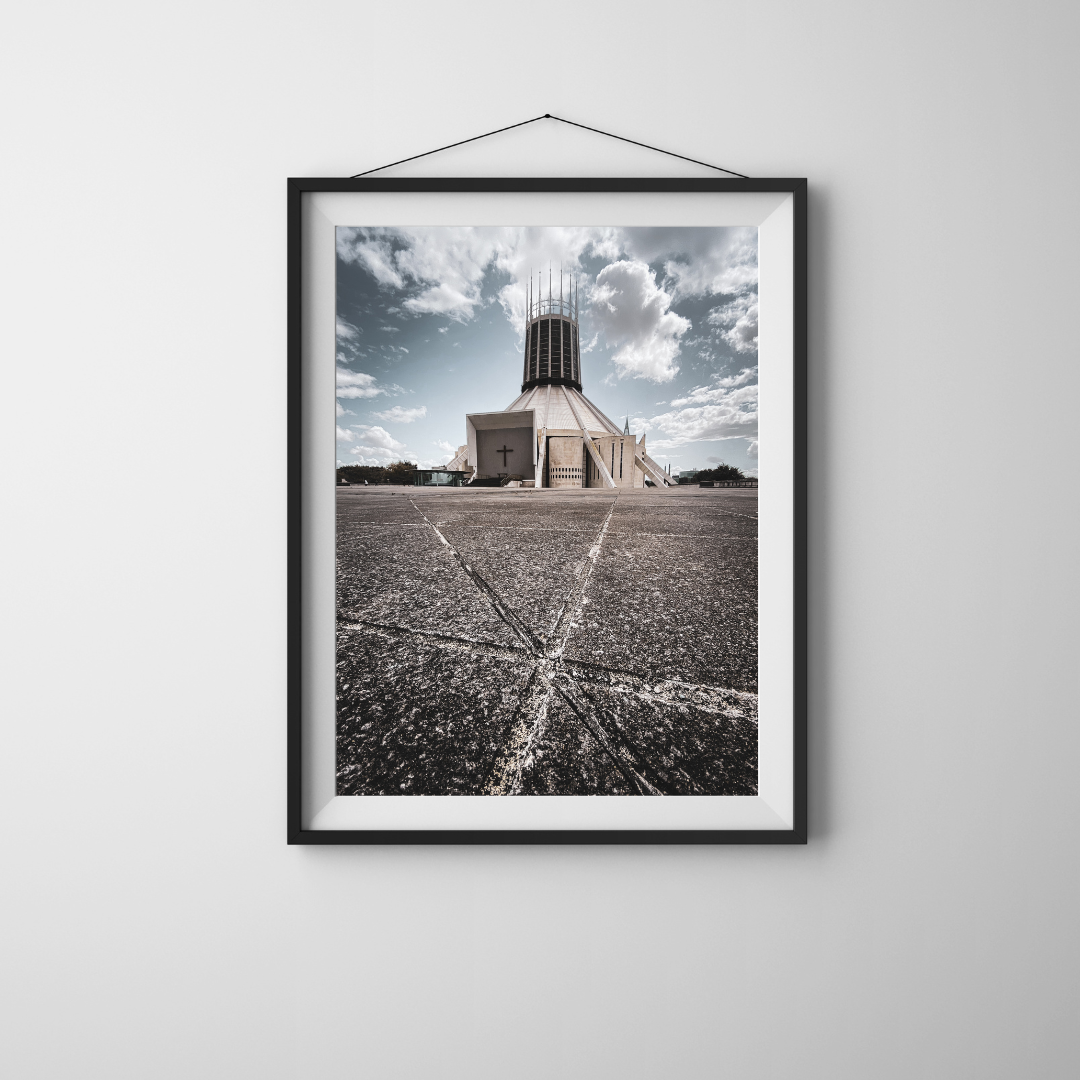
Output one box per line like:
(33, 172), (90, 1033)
(336, 462), (416, 485)
(677, 463), (749, 485)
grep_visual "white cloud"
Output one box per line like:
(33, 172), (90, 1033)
(493, 228), (611, 332)
(670, 368), (757, 407)
(336, 402), (352, 417)
(621, 227), (760, 361)
(646, 227), (758, 299)
(395, 230), (502, 320)
(346, 421), (413, 466)
(349, 425), (407, 452)
(336, 317), (362, 341)
(589, 260), (689, 382)
(336, 426), (354, 442)
(338, 227), (511, 322)
(434, 439), (457, 455)
(335, 368), (384, 399)
(640, 383), (758, 448)
(336, 317), (365, 367)
(404, 282), (479, 319)
(380, 325), (399, 333)
(335, 232), (405, 289)
(746, 440), (758, 459)
(708, 295), (759, 355)
(340, 226), (606, 333)
(349, 448), (402, 465)
(373, 405), (427, 424)
(335, 226), (758, 364)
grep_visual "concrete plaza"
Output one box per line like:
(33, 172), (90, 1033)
(335, 485), (758, 796)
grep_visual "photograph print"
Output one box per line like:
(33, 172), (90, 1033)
(333, 225), (759, 797)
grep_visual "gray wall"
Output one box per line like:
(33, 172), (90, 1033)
(4, 1), (1079, 1077)
(476, 426), (535, 480)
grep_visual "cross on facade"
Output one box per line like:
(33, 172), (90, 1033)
(497, 445), (514, 467)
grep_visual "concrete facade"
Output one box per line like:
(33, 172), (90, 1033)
(456, 383), (674, 490)
(546, 435), (584, 487)
(476, 426), (535, 481)
(463, 408), (537, 482)
(589, 435), (645, 489)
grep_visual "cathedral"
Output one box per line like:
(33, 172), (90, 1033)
(447, 269), (674, 489)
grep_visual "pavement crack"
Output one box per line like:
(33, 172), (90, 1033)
(549, 496), (618, 657)
(561, 659), (758, 717)
(408, 494), (676, 796)
(547, 669), (670, 795)
(484, 665), (551, 796)
(410, 498), (544, 655)
(337, 617), (528, 660)
(711, 506), (758, 521)
(339, 488), (758, 797)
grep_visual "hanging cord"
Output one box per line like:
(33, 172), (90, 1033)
(349, 114), (748, 179)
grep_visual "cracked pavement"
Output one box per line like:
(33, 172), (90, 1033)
(336, 486), (758, 796)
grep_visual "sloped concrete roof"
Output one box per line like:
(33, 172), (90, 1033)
(504, 384), (623, 436)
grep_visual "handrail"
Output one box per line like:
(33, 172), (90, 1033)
(529, 298), (575, 320)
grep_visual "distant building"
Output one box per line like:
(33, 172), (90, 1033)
(413, 469), (466, 487)
(446, 268), (674, 489)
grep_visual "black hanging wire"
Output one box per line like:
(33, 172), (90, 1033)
(350, 114), (749, 179)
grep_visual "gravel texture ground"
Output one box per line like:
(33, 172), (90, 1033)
(336, 485), (758, 796)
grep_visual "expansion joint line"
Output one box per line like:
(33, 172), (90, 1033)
(485, 664), (549, 796)
(337, 616), (528, 660)
(549, 496), (618, 655)
(409, 499), (543, 654)
(546, 669), (667, 795)
(409, 496), (667, 795)
(344, 614), (753, 714)
(710, 506), (758, 522)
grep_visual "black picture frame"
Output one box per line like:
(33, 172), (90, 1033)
(287, 177), (807, 844)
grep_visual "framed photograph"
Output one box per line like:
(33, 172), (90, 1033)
(287, 178), (806, 843)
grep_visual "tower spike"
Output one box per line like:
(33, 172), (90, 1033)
(520, 252), (583, 393)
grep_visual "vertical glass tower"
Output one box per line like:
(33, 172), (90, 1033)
(521, 267), (581, 392)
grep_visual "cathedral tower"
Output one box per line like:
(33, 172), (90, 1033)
(448, 262), (674, 490)
(521, 267), (581, 392)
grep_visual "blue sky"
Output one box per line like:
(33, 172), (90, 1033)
(335, 226), (758, 475)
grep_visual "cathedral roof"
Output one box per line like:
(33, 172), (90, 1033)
(504, 383), (624, 437)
